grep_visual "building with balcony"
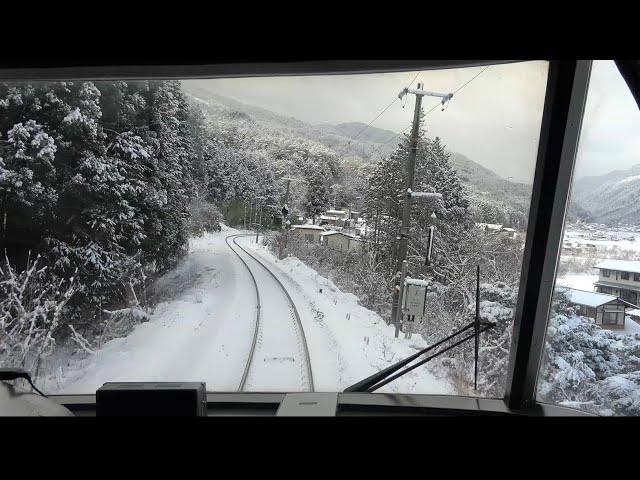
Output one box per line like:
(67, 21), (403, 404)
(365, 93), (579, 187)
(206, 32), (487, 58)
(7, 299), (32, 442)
(593, 260), (640, 307)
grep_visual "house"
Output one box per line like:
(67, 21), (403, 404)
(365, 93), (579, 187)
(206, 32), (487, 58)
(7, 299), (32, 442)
(593, 260), (640, 306)
(319, 209), (350, 228)
(476, 222), (503, 232)
(321, 230), (363, 252)
(475, 223), (519, 239)
(562, 287), (634, 329)
(290, 224), (325, 243)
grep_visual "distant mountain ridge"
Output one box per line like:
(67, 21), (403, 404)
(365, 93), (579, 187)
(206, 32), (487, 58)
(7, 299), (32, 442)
(182, 84), (533, 228)
(570, 164), (640, 225)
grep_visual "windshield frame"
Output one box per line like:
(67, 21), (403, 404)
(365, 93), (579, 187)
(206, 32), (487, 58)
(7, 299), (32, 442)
(0, 59), (595, 416)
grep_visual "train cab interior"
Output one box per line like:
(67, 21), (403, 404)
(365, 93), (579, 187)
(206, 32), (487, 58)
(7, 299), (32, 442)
(1, 58), (639, 417)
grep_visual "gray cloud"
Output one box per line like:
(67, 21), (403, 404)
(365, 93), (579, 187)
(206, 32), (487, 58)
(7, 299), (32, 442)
(575, 60), (640, 179)
(185, 61), (639, 184)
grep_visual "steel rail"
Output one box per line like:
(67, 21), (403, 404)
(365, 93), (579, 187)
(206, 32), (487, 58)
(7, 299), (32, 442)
(231, 234), (315, 392)
(225, 235), (261, 392)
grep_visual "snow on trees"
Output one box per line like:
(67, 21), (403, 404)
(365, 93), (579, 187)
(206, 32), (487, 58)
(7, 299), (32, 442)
(304, 166), (331, 224)
(0, 252), (76, 379)
(0, 80), (207, 377)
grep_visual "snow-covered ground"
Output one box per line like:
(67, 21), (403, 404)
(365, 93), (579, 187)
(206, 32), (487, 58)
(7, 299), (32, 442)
(563, 224), (640, 254)
(47, 226), (257, 393)
(240, 236), (452, 394)
(47, 227), (452, 395)
(555, 273), (599, 292)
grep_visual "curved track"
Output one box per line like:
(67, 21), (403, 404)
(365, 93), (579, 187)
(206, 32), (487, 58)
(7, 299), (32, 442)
(226, 234), (314, 392)
(225, 235), (261, 391)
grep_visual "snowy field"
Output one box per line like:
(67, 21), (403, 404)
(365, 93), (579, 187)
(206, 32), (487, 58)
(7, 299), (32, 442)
(46, 226), (452, 395)
(563, 224), (640, 254)
(555, 273), (599, 292)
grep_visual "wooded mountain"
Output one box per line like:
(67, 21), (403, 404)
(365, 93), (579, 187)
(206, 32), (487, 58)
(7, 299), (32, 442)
(182, 85), (533, 228)
(570, 164), (640, 225)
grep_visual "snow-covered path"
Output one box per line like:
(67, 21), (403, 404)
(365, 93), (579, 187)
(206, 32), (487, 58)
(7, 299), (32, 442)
(50, 227), (452, 396)
(51, 227), (258, 394)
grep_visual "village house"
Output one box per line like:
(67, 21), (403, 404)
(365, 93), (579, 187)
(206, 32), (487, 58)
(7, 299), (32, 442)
(563, 287), (634, 330)
(593, 260), (640, 307)
(475, 223), (519, 239)
(319, 209), (350, 228)
(290, 224), (325, 244)
(321, 230), (363, 252)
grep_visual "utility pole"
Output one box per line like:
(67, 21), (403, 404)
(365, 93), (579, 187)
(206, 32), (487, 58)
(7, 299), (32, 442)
(256, 202), (263, 244)
(279, 178), (292, 259)
(391, 82), (453, 338)
(243, 202), (247, 230)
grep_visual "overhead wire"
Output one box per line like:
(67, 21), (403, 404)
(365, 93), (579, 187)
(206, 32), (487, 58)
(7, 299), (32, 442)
(349, 71), (421, 144)
(368, 65), (492, 159)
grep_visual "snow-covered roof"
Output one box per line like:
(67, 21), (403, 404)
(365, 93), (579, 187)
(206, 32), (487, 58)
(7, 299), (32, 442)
(563, 288), (618, 308)
(291, 224), (325, 231)
(326, 209), (348, 215)
(322, 230), (358, 239)
(594, 280), (640, 291)
(405, 278), (428, 287)
(476, 223), (503, 230)
(594, 260), (640, 274)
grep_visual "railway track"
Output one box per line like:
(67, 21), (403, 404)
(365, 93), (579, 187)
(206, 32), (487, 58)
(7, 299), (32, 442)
(225, 234), (261, 391)
(225, 234), (314, 392)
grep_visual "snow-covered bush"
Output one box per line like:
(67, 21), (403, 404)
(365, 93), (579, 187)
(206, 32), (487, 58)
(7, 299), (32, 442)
(187, 197), (223, 236)
(0, 253), (75, 378)
(537, 290), (640, 415)
(94, 307), (150, 347)
(426, 280), (517, 397)
(273, 235), (391, 316)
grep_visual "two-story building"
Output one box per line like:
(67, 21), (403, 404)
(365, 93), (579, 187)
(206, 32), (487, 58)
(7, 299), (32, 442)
(593, 260), (640, 307)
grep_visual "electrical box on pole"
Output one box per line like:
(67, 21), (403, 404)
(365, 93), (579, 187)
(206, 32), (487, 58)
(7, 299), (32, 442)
(425, 226), (434, 266)
(402, 277), (428, 318)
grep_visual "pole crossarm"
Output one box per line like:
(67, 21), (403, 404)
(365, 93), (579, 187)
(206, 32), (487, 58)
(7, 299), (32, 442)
(398, 87), (453, 103)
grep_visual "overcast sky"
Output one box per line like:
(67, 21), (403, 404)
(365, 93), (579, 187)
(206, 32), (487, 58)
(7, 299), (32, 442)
(575, 60), (640, 179)
(185, 60), (639, 184)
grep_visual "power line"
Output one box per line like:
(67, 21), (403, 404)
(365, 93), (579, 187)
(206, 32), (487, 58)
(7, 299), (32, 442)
(407, 71), (420, 88)
(453, 65), (490, 95)
(349, 71), (421, 144)
(369, 65), (491, 159)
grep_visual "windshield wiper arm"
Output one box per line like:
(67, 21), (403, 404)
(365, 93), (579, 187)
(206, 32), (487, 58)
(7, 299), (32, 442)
(343, 320), (495, 393)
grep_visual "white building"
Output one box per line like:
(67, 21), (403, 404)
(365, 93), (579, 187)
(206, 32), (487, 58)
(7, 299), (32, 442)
(321, 230), (363, 252)
(291, 224), (325, 243)
(593, 259), (640, 307)
(562, 287), (634, 330)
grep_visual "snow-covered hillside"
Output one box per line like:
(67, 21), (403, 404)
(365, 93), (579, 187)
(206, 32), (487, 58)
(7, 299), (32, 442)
(571, 164), (640, 225)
